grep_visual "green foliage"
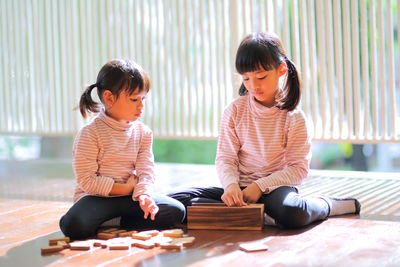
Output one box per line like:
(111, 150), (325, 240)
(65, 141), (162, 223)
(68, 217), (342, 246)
(153, 139), (217, 164)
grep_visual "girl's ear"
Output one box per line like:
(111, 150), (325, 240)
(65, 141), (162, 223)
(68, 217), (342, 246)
(278, 62), (287, 77)
(103, 90), (115, 108)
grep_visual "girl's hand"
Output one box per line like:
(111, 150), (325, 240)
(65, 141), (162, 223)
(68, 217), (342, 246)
(242, 183), (262, 203)
(138, 195), (159, 220)
(109, 175), (138, 196)
(221, 183), (247, 207)
(126, 174), (138, 191)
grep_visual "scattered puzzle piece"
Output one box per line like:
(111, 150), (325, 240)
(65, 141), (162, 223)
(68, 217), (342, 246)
(162, 229), (184, 238)
(170, 236), (195, 247)
(49, 237), (70, 245)
(41, 228), (195, 255)
(109, 244), (130, 250)
(133, 240), (155, 249)
(57, 241), (70, 249)
(69, 241), (93, 251)
(139, 230), (159, 236)
(152, 235), (173, 247)
(160, 243), (183, 250)
(93, 239), (108, 248)
(109, 229), (127, 235)
(131, 232), (152, 241)
(100, 227), (119, 233)
(41, 245), (64, 254)
(97, 232), (117, 240)
(118, 230), (138, 237)
(239, 242), (269, 252)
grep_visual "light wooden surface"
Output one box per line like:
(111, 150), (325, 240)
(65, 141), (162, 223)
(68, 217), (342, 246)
(0, 199), (399, 267)
(1, 163), (400, 266)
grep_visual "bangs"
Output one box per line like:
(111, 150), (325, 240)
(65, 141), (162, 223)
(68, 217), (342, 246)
(235, 35), (282, 74)
(124, 68), (151, 95)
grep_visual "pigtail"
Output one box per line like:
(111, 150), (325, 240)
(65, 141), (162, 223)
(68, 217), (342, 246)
(79, 83), (100, 119)
(276, 58), (301, 111)
(238, 83), (248, 96)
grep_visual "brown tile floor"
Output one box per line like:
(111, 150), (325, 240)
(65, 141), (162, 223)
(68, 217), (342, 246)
(0, 162), (399, 266)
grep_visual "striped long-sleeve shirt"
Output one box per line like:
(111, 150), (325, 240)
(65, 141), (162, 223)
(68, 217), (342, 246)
(216, 94), (311, 194)
(72, 109), (155, 203)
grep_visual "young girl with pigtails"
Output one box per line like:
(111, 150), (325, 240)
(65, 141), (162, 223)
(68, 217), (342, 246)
(170, 32), (360, 228)
(60, 59), (185, 239)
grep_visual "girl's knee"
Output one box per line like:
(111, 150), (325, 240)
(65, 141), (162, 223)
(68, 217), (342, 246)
(59, 213), (96, 239)
(273, 205), (311, 228)
(157, 200), (186, 226)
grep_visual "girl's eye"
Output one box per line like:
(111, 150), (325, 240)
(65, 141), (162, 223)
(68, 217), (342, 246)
(258, 76), (267, 80)
(243, 78), (249, 81)
(131, 98), (138, 102)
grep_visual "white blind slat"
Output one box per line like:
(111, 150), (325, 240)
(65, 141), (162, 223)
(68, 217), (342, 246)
(0, 0), (398, 142)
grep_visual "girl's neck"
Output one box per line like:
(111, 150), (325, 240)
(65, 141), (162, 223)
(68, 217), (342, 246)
(104, 109), (132, 124)
(253, 96), (276, 108)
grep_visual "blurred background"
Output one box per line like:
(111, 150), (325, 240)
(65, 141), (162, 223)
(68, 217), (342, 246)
(0, 136), (399, 180)
(1, 0), (399, 180)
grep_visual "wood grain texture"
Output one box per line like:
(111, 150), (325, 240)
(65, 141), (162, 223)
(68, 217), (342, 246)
(187, 203), (264, 230)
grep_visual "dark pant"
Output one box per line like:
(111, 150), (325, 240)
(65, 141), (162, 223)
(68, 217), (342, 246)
(168, 186), (329, 229)
(59, 194), (185, 240)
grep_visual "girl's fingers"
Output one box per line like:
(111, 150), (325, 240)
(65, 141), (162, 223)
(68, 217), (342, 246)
(150, 207), (158, 220)
(143, 209), (149, 219)
(233, 192), (246, 206)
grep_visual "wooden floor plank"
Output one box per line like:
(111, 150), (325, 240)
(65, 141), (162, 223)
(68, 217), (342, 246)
(1, 165), (400, 266)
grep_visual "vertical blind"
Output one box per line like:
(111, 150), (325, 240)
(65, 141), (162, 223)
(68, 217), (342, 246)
(0, 0), (399, 143)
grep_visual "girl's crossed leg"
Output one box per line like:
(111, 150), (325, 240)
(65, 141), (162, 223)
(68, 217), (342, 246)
(168, 186), (330, 228)
(60, 194), (185, 240)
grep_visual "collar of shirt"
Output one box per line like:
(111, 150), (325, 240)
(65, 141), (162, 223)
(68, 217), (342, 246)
(247, 94), (279, 118)
(98, 108), (135, 131)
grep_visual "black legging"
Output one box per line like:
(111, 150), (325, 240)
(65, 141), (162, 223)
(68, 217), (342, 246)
(59, 194), (185, 240)
(168, 186), (330, 228)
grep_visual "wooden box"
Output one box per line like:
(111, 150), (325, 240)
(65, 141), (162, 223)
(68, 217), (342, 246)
(187, 203), (264, 230)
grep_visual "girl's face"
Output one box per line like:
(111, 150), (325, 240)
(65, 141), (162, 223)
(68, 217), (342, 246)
(241, 63), (286, 107)
(103, 87), (146, 123)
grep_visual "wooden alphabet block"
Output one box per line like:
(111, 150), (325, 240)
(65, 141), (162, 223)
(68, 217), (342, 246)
(131, 232), (152, 241)
(162, 229), (184, 238)
(99, 227), (119, 233)
(152, 235), (173, 247)
(57, 241), (70, 249)
(170, 237), (195, 247)
(109, 244), (130, 250)
(48, 237), (70, 245)
(109, 229), (127, 235)
(187, 203), (264, 230)
(139, 230), (159, 237)
(93, 240), (108, 248)
(41, 245), (64, 254)
(69, 241), (93, 250)
(159, 243), (182, 250)
(97, 232), (117, 240)
(239, 242), (269, 252)
(118, 230), (138, 237)
(132, 240), (155, 249)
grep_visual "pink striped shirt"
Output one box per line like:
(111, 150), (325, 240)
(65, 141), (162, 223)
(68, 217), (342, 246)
(216, 94), (311, 193)
(72, 109), (155, 203)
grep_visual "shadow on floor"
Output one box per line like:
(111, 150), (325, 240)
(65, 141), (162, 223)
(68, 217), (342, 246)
(0, 231), (66, 267)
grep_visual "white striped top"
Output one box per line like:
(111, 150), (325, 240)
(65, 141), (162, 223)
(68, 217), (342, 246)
(216, 94), (311, 193)
(72, 109), (155, 203)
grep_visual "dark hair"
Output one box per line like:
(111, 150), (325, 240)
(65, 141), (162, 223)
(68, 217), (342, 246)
(235, 32), (300, 111)
(79, 59), (151, 119)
